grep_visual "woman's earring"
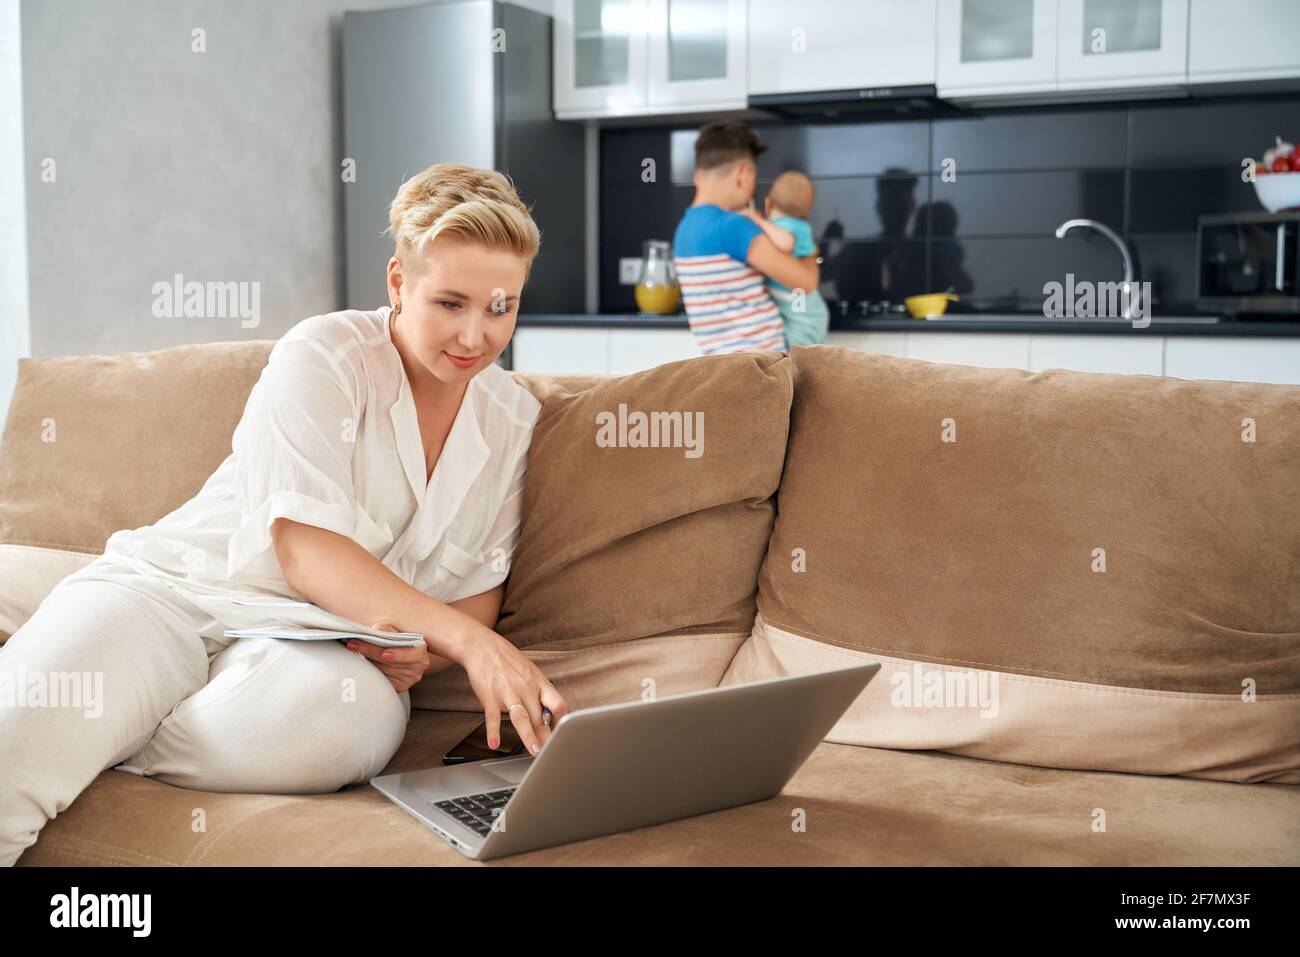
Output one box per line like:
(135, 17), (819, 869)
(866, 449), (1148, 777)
(391, 298), (401, 318)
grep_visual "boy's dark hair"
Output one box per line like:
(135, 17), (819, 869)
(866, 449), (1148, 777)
(694, 121), (766, 172)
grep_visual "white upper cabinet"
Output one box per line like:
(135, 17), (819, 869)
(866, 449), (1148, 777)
(554, 0), (650, 117)
(1056, 0), (1187, 91)
(1187, 0), (1300, 85)
(554, 0), (745, 117)
(646, 0), (747, 110)
(555, 0), (1300, 119)
(747, 0), (938, 96)
(936, 0), (1059, 98)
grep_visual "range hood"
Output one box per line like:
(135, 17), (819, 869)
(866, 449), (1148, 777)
(748, 84), (962, 119)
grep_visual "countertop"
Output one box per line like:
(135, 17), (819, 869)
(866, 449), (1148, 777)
(515, 313), (1300, 337)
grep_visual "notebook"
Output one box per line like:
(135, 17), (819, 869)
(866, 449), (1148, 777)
(220, 595), (424, 648)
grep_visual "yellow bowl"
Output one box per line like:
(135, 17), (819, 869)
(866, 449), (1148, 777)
(904, 292), (959, 318)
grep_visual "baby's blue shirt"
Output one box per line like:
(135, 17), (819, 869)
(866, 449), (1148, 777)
(766, 214), (828, 346)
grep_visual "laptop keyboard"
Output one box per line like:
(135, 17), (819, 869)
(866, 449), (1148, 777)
(432, 786), (517, 837)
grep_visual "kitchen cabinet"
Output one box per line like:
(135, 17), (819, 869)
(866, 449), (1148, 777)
(1187, 0), (1300, 85)
(825, 332), (908, 357)
(607, 328), (701, 372)
(835, 330), (1033, 370)
(936, 0), (1059, 98)
(553, 0), (745, 118)
(511, 327), (611, 374)
(554, 0), (649, 118)
(747, 0), (937, 96)
(829, 330), (1295, 384)
(1028, 334), (1164, 375)
(510, 327), (699, 373)
(1056, 0), (1188, 92)
(903, 332), (1033, 369)
(1164, 338), (1300, 385)
(512, 326), (1300, 386)
(646, 0), (747, 110)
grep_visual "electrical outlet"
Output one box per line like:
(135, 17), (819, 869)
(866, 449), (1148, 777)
(619, 257), (643, 285)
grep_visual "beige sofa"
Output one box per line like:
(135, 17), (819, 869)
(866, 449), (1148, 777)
(1, 339), (1297, 866)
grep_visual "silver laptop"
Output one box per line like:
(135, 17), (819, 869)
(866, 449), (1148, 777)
(370, 663), (880, 860)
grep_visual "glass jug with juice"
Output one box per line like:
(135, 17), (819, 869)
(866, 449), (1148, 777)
(634, 239), (682, 314)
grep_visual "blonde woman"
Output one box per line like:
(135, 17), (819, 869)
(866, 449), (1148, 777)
(0, 163), (569, 865)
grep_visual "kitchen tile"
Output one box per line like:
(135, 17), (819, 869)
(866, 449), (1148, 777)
(604, 127), (673, 185)
(670, 128), (700, 184)
(602, 183), (679, 244)
(601, 94), (1299, 318)
(1131, 234), (1200, 313)
(757, 173), (930, 241)
(1129, 168), (1263, 233)
(748, 121), (929, 178)
(1128, 95), (1300, 168)
(823, 239), (930, 304)
(932, 169), (1125, 236)
(932, 107), (1128, 172)
(941, 236), (1133, 312)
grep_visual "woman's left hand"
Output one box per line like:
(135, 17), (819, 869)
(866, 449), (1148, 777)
(346, 621), (453, 694)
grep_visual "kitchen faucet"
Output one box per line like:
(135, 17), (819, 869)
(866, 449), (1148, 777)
(1054, 219), (1137, 320)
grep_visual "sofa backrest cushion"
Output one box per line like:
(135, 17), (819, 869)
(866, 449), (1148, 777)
(721, 345), (1300, 783)
(414, 353), (795, 711)
(0, 341), (277, 554)
(0, 341), (275, 641)
(1, 342), (794, 715)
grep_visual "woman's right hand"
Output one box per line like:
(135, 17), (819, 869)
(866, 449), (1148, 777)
(456, 622), (569, 757)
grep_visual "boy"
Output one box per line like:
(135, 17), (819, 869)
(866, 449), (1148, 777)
(672, 122), (820, 355)
(742, 170), (829, 346)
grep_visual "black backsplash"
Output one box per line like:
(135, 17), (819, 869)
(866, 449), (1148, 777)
(598, 93), (1300, 316)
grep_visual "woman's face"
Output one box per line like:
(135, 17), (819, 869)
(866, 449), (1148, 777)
(387, 237), (528, 387)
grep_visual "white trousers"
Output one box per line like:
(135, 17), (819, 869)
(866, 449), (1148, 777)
(0, 556), (411, 866)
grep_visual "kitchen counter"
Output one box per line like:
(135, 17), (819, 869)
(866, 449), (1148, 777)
(517, 313), (1300, 337)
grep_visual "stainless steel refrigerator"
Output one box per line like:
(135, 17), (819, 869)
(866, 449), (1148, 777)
(342, 0), (585, 313)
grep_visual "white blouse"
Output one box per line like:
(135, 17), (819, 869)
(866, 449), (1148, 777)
(100, 306), (541, 632)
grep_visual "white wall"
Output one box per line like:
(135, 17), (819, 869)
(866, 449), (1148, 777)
(1, 0), (31, 425)
(14, 0), (554, 376)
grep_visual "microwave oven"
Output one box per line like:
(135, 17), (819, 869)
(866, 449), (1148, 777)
(1197, 211), (1300, 316)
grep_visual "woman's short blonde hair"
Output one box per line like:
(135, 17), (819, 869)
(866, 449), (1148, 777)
(387, 163), (541, 275)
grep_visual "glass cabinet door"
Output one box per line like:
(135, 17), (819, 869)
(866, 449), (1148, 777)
(646, 0), (746, 109)
(1057, 0), (1188, 86)
(936, 0), (1058, 95)
(664, 0), (727, 83)
(554, 0), (649, 116)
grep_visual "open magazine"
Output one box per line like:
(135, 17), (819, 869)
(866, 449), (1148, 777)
(220, 594), (424, 649)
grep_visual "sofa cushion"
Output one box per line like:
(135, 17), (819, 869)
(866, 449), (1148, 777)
(0, 342), (275, 642)
(412, 354), (795, 711)
(0, 341), (276, 555)
(0, 545), (96, 644)
(725, 346), (1300, 783)
(17, 706), (1300, 865)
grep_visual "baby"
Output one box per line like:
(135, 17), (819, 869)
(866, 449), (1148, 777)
(742, 171), (830, 346)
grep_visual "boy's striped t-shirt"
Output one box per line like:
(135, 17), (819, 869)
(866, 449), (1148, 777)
(672, 204), (786, 355)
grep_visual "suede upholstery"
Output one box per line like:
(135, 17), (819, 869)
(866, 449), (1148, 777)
(729, 347), (1300, 784)
(1, 339), (1297, 865)
(16, 708), (1300, 866)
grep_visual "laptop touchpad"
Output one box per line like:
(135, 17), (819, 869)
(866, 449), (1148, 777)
(484, 758), (531, 785)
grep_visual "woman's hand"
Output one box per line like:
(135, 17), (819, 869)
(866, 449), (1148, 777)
(345, 620), (454, 694)
(456, 621), (569, 757)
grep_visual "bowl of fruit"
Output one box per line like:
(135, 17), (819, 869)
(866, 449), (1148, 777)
(1252, 136), (1300, 213)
